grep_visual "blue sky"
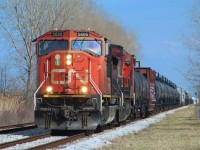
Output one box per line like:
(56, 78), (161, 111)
(96, 0), (195, 92)
(0, 1), (195, 94)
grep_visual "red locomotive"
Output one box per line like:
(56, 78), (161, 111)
(34, 30), (180, 130)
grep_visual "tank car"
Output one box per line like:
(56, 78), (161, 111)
(134, 67), (156, 117)
(155, 73), (180, 110)
(34, 30), (135, 130)
(134, 67), (179, 114)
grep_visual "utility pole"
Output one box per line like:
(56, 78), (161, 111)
(0, 68), (2, 94)
(3, 66), (6, 96)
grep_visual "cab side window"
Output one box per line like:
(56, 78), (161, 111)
(125, 57), (131, 66)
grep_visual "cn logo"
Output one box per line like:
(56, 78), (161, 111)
(150, 83), (156, 102)
(51, 69), (89, 84)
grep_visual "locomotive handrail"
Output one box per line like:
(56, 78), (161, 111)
(89, 60), (102, 112)
(113, 77), (124, 106)
(121, 91), (124, 106)
(34, 59), (49, 110)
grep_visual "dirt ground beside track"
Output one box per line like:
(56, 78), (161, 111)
(0, 95), (34, 126)
(97, 106), (200, 150)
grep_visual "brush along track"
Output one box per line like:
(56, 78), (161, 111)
(0, 133), (51, 149)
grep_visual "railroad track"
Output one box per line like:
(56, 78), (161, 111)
(0, 122), (36, 133)
(0, 129), (86, 150)
(28, 109), (175, 149)
(0, 133), (51, 149)
(28, 133), (86, 150)
(27, 111), (166, 149)
(0, 108), (177, 149)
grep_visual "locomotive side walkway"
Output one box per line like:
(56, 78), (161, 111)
(98, 105), (200, 150)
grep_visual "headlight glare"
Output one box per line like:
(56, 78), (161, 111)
(66, 54), (72, 60)
(46, 86), (53, 93)
(81, 86), (88, 93)
(66, 60), (72, 65)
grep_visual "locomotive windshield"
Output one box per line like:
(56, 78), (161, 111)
(38, 40), (68, 56)
(72, 40), (102, 56)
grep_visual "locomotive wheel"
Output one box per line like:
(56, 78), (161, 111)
(130, 107), (136, 119)
(85, 130), (94, 136)
(140, 104), (146, 118)
(51, 129), (59, 136)
(109, 124), (114, 129)
(95, 125), (104, 133)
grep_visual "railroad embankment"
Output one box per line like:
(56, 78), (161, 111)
(98, 105), (200, 150)
(0, 95), (34, 127)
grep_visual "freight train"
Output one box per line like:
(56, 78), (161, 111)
(34, 30), (180, 130)
(177, 87), (191, 105)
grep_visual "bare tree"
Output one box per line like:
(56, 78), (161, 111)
(71, 1), (139, 54)
(185, 0), (200, 97)
(0, 61), (21, 96)
(0, 0), (85, 99)
(0, 65), (7, 96)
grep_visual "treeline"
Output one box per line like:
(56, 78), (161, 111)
(0, 0), (138, 99)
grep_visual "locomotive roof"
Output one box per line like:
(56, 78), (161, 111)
(32, 30), (104, 42)
(137, 67), (151, 70)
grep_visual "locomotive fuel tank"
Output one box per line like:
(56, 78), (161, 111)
(134, 71), (148, 101)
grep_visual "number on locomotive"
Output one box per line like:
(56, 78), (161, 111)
(77, 32), (89, 37)
(52, 32), (63, 37)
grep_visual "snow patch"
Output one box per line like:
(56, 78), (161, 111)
(58, 106), (187, 150)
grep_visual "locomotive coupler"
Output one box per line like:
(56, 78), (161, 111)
(61, 106), (75, 119)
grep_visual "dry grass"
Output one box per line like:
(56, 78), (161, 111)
(0, 94), (34, 126)
(98, 106), (200, 150)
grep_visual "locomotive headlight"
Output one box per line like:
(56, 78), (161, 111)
(66, 54), (72, 60)
(66, 60), (72, 66)
(46, 86), (53, 93)
(81, 86), (88, 93)
(66, 54), (72, 66)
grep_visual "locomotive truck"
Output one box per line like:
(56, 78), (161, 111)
(34, 30), (180, 130)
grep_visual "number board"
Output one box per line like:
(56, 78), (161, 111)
(52, 32), (63, 37)
(77, 32), (89, 37)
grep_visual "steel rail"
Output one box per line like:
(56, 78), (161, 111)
(28, 133), (86, 150)
(0, 122), (36, 133)
(0, 133), (51, 149)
